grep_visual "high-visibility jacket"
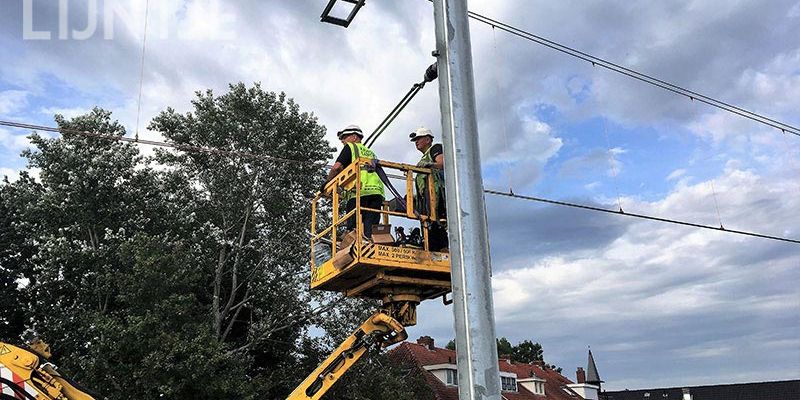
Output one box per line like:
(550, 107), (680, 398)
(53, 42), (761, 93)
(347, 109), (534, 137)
(344, 142), (384, 200)
(415, 145), (446, 217)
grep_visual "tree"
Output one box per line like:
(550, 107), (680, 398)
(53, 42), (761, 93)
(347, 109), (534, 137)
(512, 340), (543, 364)
(4, 97), (328, 398)
(3, 85), (427, 399)
(149, 83), (337, 398)
(496, 337), (514, 357)
(446, 336), (562, 373)
(0, 180), (34, 342)
(6, 108), (190, 398)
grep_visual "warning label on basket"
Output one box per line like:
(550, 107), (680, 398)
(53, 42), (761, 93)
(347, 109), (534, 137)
(374, 245), (429, 263)
(369, 245), (450, 267)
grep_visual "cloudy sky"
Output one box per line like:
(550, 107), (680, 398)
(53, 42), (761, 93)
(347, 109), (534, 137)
(1, 0), (798, 391)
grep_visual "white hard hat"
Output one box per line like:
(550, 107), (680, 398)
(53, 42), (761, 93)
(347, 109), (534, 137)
(337, 124), (364, 139)
(409, 127), (434, 141)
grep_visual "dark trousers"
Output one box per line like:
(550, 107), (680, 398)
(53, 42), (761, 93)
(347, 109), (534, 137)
(417, 190), (448, 252)
(345, 194), (383, 237)
(428, 222), (449, 252)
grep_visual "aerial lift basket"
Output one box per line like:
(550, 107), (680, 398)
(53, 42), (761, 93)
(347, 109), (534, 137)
(310, 159), (451, 302)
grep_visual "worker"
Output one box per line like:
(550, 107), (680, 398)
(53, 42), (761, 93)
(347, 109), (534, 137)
(323, 125), (385, 237)
(409, 127), (448, 251)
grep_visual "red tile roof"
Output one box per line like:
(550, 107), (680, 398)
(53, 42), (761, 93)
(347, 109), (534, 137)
(390, 342), (460, 400)
(389, 341), (581, 400)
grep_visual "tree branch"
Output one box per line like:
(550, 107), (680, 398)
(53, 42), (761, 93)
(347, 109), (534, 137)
(220, 286), (251, 342)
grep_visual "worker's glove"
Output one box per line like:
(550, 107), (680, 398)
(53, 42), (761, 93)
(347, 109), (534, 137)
(418, 161), (434, 168)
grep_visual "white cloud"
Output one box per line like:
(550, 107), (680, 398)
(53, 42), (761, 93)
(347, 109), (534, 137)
(40, 106), (90, 120)
(0, 128), (33, 151)
(483, 166), (800, 388)
(0, 90), (29, 116)
(609, 147), (627, 155)
(789, 1), (800, 17)
(177, 0), (238, 41)
(666, 168), (686, 181)
(483, 114), (563, 190)
(0, 167), (20, 182)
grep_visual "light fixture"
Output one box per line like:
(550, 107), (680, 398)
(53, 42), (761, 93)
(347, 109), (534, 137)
(320, 0), (366, 28)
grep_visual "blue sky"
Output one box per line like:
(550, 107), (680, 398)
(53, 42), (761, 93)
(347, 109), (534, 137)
(1, 0), (799, 391)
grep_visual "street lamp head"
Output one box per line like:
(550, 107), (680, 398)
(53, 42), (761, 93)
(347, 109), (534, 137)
(320, 0), (367, 28)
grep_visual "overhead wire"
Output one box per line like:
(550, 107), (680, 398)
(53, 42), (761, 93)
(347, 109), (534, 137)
(2, 118), (797, 245)
(134, 0), (150, 142)
(459, 6), (798, 242)
(452, 5), (800, 138)
(484, 189), (800, 244)
(0, 119), (327, 168)
(364, 83), (424, 148)
(364, 63), (439, 148)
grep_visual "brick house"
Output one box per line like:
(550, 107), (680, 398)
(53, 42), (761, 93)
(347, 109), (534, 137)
(390, 336), (602, 400)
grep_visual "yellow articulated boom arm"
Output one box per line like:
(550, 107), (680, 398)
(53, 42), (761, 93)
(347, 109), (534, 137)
(287, 311), (407, 400)
(0, 340), (96, 400)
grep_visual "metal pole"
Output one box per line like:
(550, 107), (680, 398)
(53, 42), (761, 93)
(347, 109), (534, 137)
(432, 1), (501, 400)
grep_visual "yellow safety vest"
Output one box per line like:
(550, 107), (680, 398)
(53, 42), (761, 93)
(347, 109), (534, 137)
(344, 142), (384, 200)
(415, 145), (445, 196)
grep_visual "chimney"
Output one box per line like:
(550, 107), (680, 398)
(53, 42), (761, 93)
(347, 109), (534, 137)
(682, 388), (692, 400)
(417, 336), (435, 350)
(576, 367), (586, 384)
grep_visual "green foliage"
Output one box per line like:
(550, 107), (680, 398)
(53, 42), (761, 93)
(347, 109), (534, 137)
(496, 337), (513, 357)
(147, 83), (335, 398)
(447, 336), (561, 372)
(511, 339), (543, 364)
(0, 84), (427, 399)
(0, 182), (34, 341)
(7, 107), (255, 399)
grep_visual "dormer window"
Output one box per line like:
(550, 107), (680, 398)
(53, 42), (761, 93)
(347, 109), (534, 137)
(423, 364), (459, 387)
(518, 375), (546, 395)
(501, 376), (517, 392)
(446, 369), (458, 386)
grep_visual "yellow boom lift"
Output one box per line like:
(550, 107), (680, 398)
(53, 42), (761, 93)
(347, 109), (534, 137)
(0, 339), (96, 400)
(289, 159), (451, 400)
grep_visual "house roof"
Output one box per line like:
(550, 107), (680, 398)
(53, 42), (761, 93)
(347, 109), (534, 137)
(390, 340), (581, 400)
(600, 380), (800, 400)
(586, 350), (601, 385)
(389, 342), (459, 400)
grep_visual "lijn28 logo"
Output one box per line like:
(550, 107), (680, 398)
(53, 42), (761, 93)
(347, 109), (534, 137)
(22, 0), (236, 41)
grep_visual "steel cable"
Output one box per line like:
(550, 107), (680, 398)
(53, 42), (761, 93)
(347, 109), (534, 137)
(1, 118), (797, 245)
(484, 189), (800, 244)
(419, 0), (800, 137)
